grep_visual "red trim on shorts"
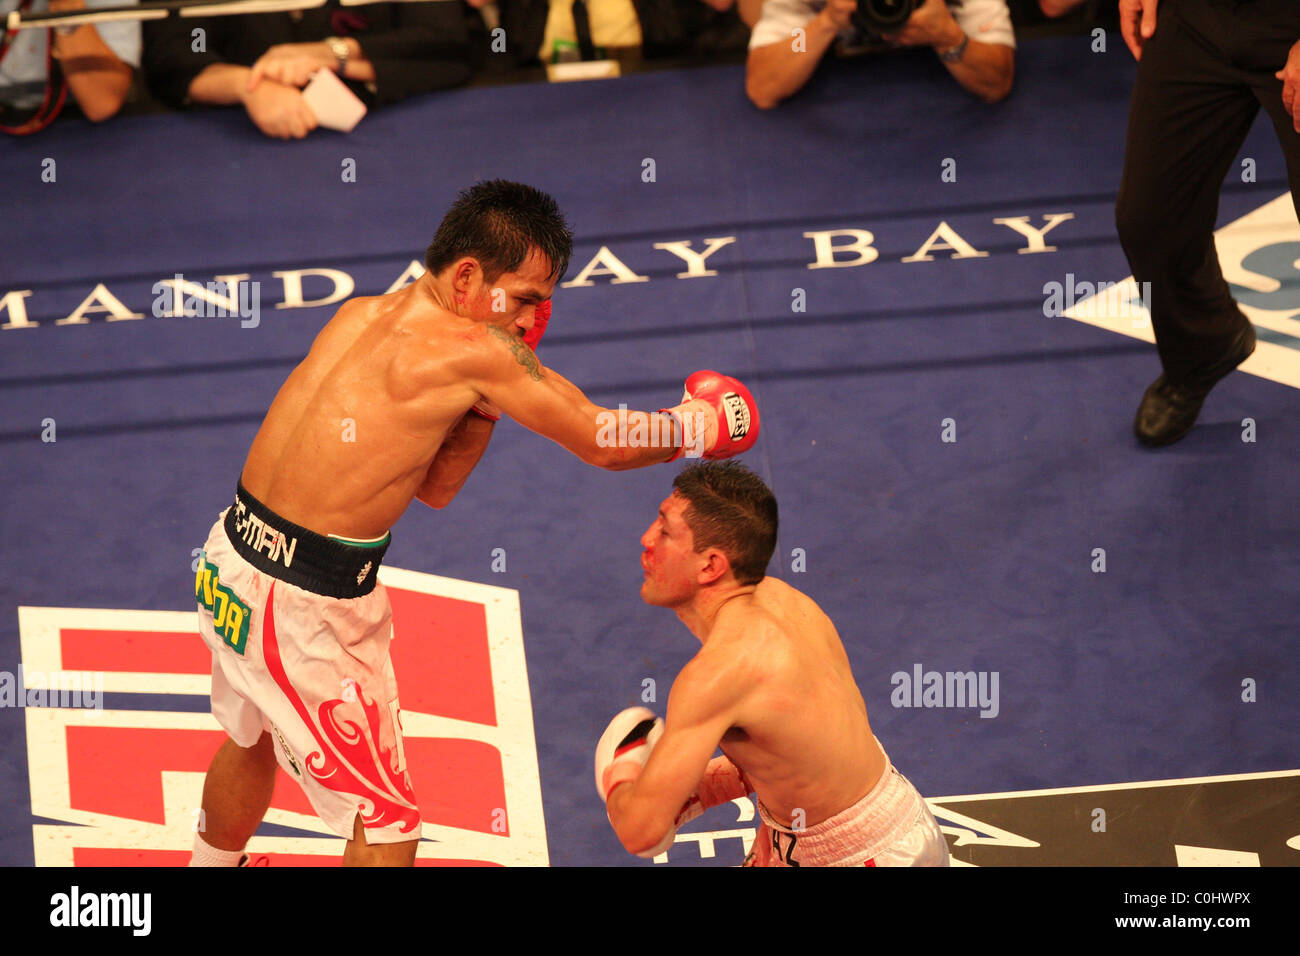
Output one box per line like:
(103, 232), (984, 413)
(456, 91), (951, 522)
(260, 582), (421, 836)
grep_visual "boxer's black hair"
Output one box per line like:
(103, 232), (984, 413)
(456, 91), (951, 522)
(426, 180), (572, 284)
(672, 461), (778, 586)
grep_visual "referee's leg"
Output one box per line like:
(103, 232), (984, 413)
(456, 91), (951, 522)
(1116, 0), (1269, 444)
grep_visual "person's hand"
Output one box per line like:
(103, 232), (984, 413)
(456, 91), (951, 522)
(1119, 0), (1159, 61)
(882, 0), (964, 49)
(242, 79), (318, 140)
(1276, 40), (1300, 134)
(247, 43), (338, 92)
(819, 0), (858, 34)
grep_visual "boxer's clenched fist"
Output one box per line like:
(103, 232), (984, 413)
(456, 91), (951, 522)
(595, 707), (682, 858)
(663, 370), (760, 461)
(672, 755), (753, 828)
(595, 706), (663, 801)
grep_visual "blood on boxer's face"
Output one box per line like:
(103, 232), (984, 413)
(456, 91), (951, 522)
(464, 247), (556, 338)
(639, 494), (706, 608)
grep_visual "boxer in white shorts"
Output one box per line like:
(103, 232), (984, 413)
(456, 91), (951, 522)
(197, 486), (417, 847)
(745, 746), (949, 867)
(597, 462), (950, 867)
(188, 181), (761, 867)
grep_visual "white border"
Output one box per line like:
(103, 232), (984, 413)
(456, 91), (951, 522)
(19, 566), (549, 866)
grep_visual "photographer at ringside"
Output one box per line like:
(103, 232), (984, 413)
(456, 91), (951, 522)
(745, 0), (1014, 109)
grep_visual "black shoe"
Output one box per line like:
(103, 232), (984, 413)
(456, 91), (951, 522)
(1134, 376), (1211, 446)
(1134, 324), (1255, 447)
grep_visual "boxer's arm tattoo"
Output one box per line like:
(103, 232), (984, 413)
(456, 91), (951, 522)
(488, 325), (543, 381)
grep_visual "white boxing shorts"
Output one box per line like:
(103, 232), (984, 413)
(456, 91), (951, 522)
(744, 747), (949, 867)
(195, 482), (420, 844)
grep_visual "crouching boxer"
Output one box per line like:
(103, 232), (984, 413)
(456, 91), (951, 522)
(596, 461), (948, 866)
(191, 180), (759, 867)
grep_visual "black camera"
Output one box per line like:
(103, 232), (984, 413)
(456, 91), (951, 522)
(851, 0), (921, 34)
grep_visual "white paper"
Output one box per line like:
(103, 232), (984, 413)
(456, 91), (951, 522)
(301, 68), (367, 133)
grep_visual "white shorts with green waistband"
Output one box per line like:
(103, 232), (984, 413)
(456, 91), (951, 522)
(196, 510), (420, 844)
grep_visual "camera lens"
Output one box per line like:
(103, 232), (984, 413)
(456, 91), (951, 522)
(855, 0), (917, 30)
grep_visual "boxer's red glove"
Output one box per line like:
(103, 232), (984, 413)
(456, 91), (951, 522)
(661, 370), (760, 461)
(673, 755), (753, 829)
(522, 298), (550, 351)
(472, 301), (552, 421)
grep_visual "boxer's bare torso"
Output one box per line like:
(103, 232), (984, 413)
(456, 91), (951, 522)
(239, 248), (681, 540)
(685, 578), (887, 827)
(240, 275), (491, 539)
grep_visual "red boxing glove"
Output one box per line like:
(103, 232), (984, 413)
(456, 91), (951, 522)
(673, 755), (753, 829)
(662, 370), (760, 461)
(522, 298), (550, 351)
(469, 399), (500, 422)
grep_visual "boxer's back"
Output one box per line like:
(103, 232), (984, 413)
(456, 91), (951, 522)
(712, 577), (887, 827)
(240, 281), (483, 539)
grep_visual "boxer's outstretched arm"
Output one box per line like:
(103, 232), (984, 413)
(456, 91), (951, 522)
(606, 655), (745, 855)
(469, 327), (680, 470)
(415, 411), (493, 509)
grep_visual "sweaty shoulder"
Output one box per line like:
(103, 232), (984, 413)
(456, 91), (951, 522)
(402, 306), (529, 383)
(754, 576), (798, 605)
(674, 630), (768, 720)
(754, 577), (825, 625)
(362, 289), (485, 381)
(283, 295), (386, 389)
(707, 594), (797, 680)
(307, 293), (383, 346)
(473, 321), (545, 386)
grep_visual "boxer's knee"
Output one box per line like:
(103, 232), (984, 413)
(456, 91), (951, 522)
(247, 731), (277, 761)
(208, 732), (276, 778)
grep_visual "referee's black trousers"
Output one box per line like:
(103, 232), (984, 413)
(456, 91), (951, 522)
(1115, 0), (1300, 385)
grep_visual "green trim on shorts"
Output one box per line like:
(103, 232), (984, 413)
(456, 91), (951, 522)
(327, 531), (392, 549)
